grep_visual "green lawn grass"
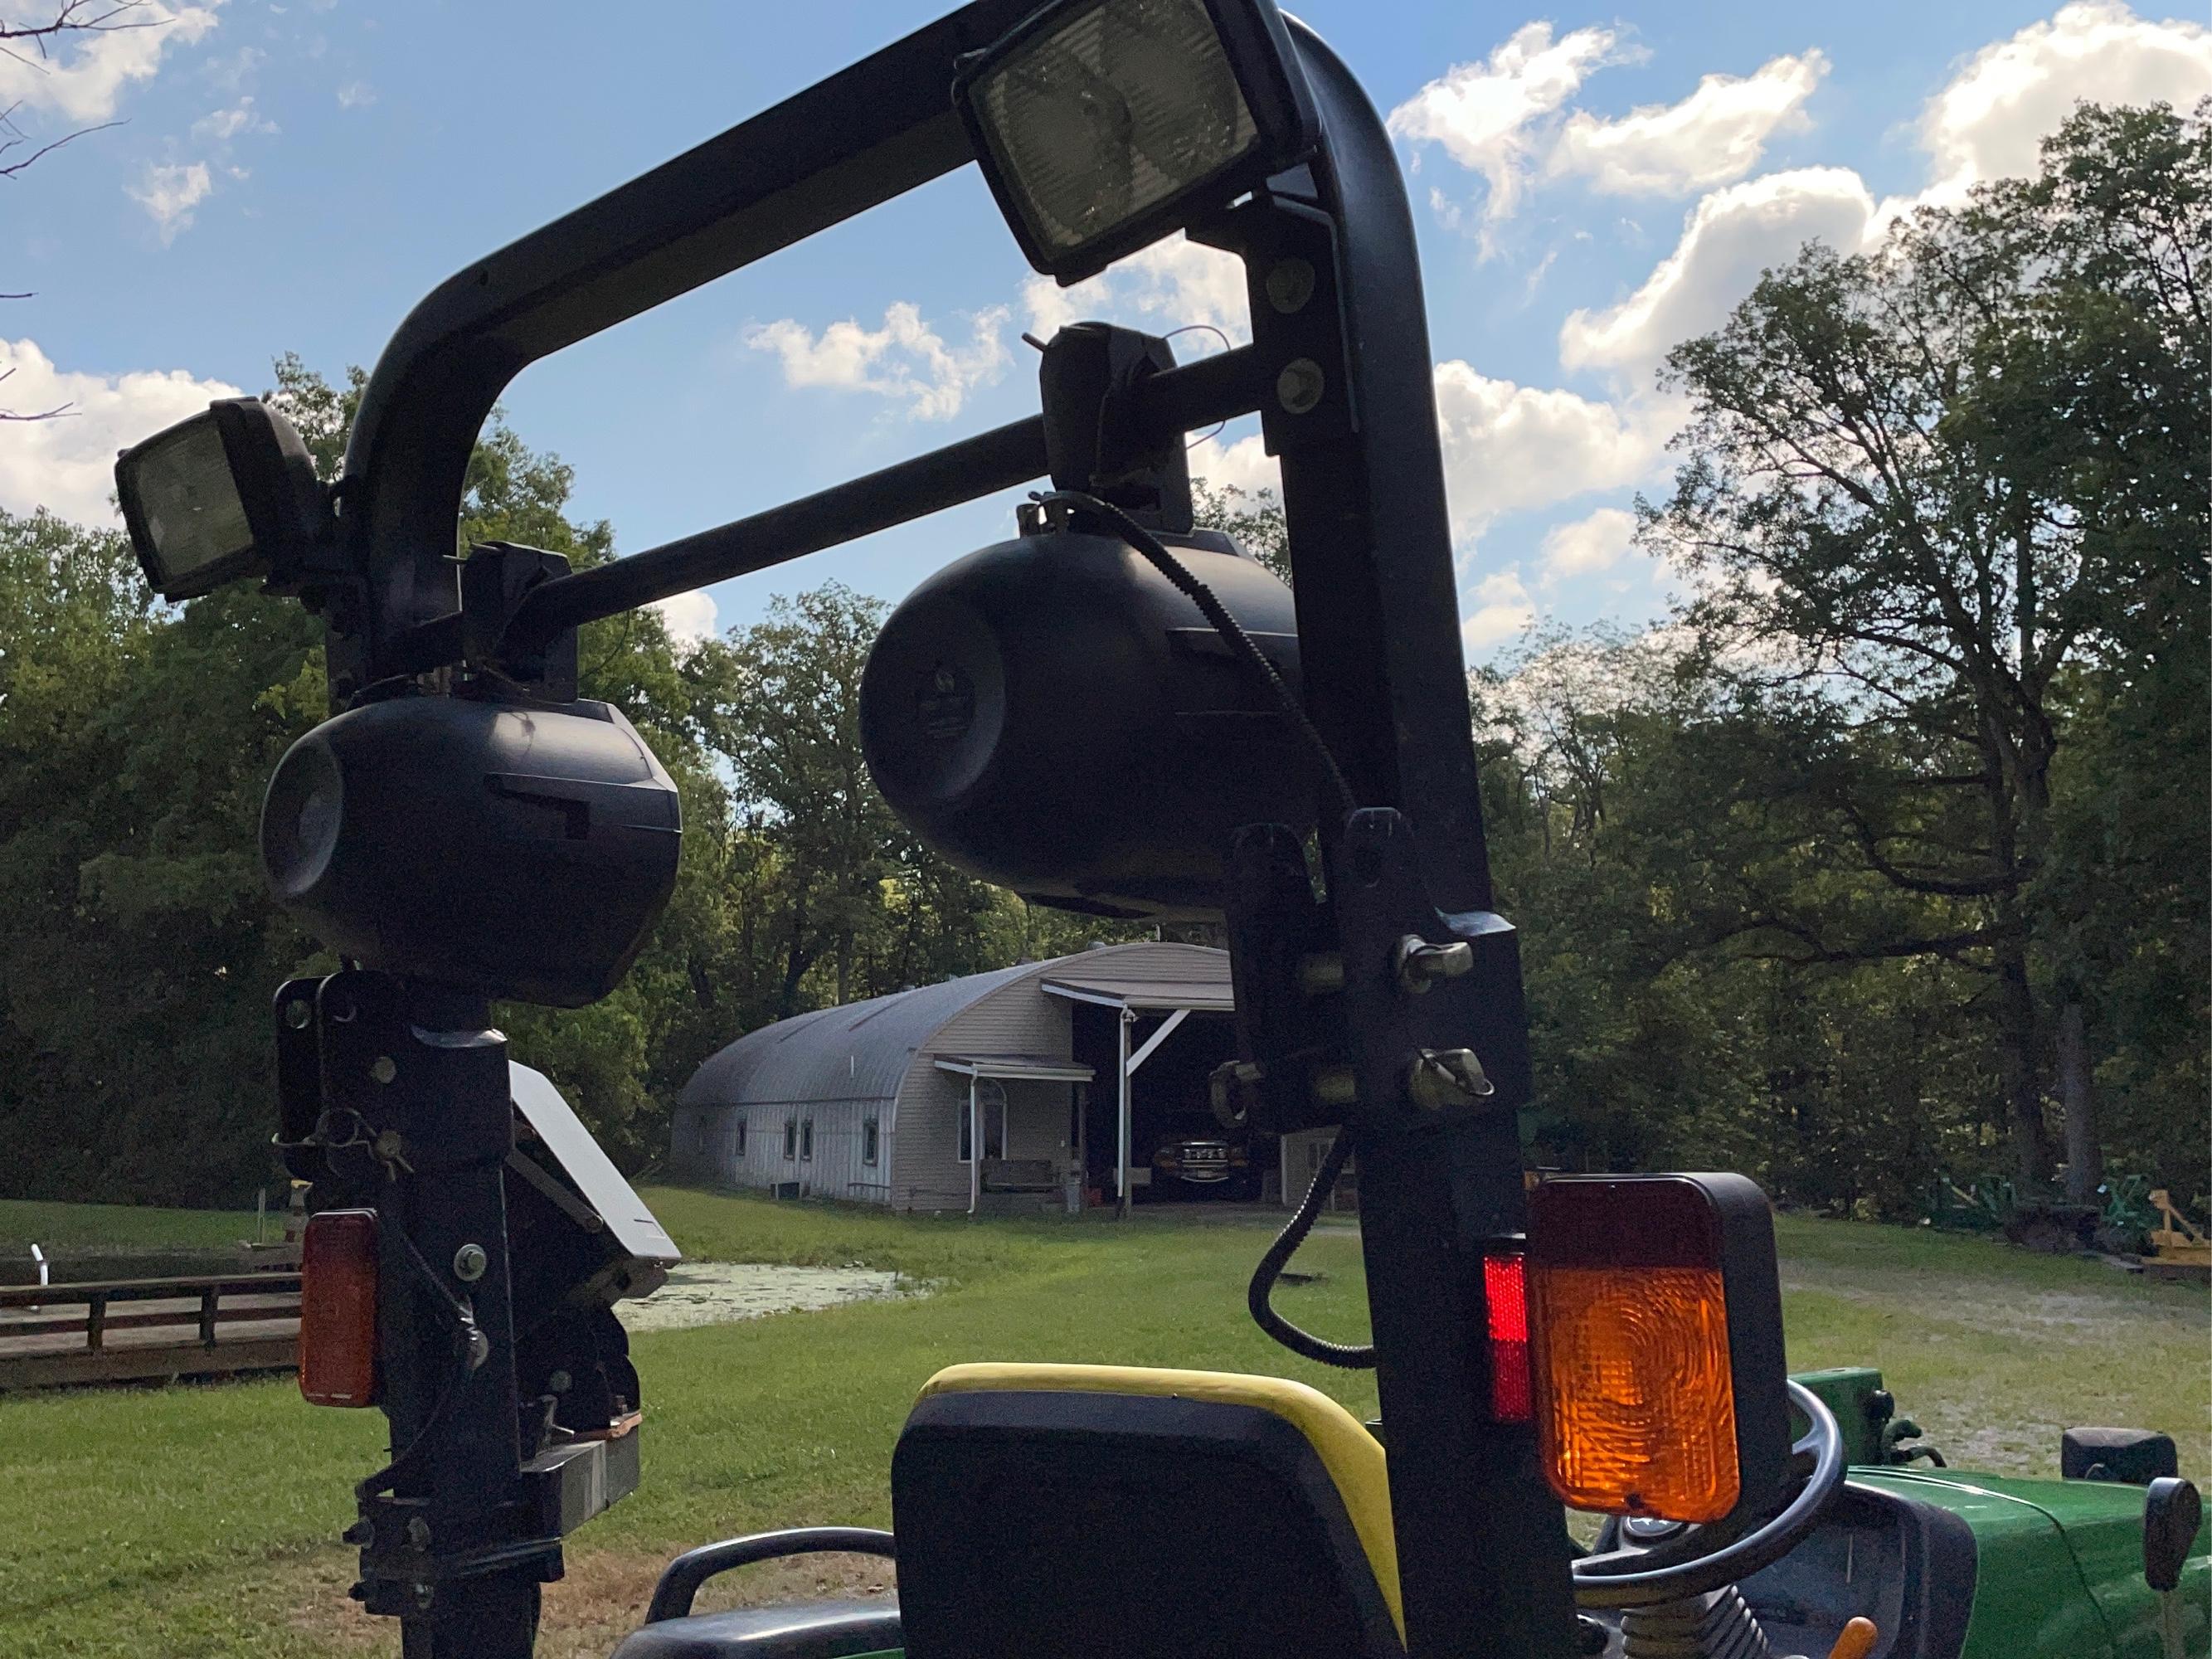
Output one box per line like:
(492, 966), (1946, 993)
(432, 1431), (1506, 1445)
(0, 1190), (2204, 1657)
(0, 1199), (265, 1253)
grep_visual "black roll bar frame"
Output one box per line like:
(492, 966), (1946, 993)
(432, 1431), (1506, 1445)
(327, 5), (1578, 1656)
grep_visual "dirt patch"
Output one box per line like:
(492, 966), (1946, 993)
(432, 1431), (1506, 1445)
(616, 1262), (916, 1334)
(1779, 1258), (2205, 1343)
(284, 1545), (895, 1657)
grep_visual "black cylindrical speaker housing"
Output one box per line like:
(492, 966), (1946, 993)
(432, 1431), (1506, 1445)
(261, 694), (681, 1005)
(860, 523), (1313, 917)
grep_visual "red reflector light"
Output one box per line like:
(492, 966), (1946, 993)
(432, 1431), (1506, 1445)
(300, 1209), (380, 1408)
(1484, 1253), (1533, 1423)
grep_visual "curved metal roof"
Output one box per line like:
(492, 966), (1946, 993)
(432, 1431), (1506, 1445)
(677, 942), (1232, 1113)
(677, 959), (1043, 1111)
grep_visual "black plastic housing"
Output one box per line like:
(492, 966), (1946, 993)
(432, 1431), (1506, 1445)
(860, 522), (1312, 917)
(260, 695), (680, 1005)
(116, 397), (329, 601)
(2062, 1427), (2180, 1486)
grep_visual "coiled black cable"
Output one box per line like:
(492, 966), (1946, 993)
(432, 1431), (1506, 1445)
(1036, 489), (1372, 1370)
(1247, 1127), (1376, 1370)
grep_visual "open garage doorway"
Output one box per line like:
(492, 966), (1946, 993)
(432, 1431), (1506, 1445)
(1065, 1003), (1275, 1207)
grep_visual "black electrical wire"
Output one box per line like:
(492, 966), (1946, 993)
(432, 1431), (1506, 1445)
(1247, 1127), (1376, 1370)
(354, 1231), (489, 1501)
(1030, 489), (1360, 825)
(1037, 489), (1371, 1367)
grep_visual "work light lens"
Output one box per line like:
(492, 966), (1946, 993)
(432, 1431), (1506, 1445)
(970, 0), (1257, 260)
(1526, 1175), (1756, 1524)
(122, 411), (257, 597)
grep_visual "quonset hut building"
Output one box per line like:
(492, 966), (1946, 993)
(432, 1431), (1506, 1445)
(670, 942), (1321, 1213)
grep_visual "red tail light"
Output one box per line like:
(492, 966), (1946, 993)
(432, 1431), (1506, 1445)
(300, 1209), (380, 1408)
(1484, 1252), (1533, 1423)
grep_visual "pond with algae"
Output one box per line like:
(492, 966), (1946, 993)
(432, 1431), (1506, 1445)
(615, 1260), (920, 1332)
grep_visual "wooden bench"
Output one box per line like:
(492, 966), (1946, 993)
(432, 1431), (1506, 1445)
(981, 1158), (1060, 1194)
(0, 1272), (301, 1391)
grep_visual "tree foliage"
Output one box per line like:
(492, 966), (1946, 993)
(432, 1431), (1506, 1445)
(0, 101), (2199, 1217)
(1641, 99), (2209, 1196)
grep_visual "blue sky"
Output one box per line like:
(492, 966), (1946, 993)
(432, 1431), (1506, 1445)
(7, 0), (2209, 659)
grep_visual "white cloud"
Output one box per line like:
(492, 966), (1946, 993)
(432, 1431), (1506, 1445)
(1461, 567), (1536, 651)
(1856, 3), (2212, 238)
(1187, 429), (1278, 499)
(1192, 367), (1665, 585)
(1556, 2), (2210, 387)
(0, 2), (218, 124)
(1558, 167), (1875, 381)
(129, 160), (212, 241)
(336, 79), (376, 109)
(192, 96), (275, 141)
(201, 44), (262, 94)
(1914, 2), (2212, 207)
(1539, 507), (1639, 583)
(1023, 234), (1249, 350)
(650, 590), (718, 649)
(744, 301), (1010, 421)
(1432, 362), (1670, 542)
(1388, 23), (1641, 246)
(1549, 51), (1827, 196)
(0, 338), (243, 525)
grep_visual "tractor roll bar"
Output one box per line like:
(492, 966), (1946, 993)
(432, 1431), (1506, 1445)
(330, 3), (1578, 1653)
(375, 342), (1271, 678)
(333, 0), (1041, 696)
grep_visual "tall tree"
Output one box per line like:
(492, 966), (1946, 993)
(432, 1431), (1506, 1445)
(1644, 100), (2209, 1194)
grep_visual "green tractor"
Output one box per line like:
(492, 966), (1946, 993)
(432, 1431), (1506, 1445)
(113, 2), (2205, 1656)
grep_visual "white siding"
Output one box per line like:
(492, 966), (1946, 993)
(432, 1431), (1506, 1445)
(670, 1096), (894, 1203)
(889, 975), (1075, 1210)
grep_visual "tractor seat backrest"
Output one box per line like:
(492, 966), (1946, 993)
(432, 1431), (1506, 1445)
(890, 1363), (1404, 1659)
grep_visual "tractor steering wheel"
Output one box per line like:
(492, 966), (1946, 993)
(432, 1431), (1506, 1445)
(1569, 1379), (1846, 1611)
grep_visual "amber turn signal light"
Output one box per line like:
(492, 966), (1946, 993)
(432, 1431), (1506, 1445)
(1525, 1174), (1788, 1525)
(299, 1209), (381, 1408)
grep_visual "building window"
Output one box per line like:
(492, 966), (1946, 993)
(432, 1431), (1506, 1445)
(959, 1084), (1007, 1164)
(734, 1115), (747, 1156)
(800, 1118), (814, 1161)
(863, 1117), (879, 1167)
(784, 1117), (798, 1160)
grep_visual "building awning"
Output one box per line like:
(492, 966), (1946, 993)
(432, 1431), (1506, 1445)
(933, 1053), (1097, 1082)
(1039, 971), (1232, 1014)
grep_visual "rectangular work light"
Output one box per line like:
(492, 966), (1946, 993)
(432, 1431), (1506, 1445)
(955, 0), (1318, 282)
(1524, 1174), (1789, 1525)
(114, 397), (329, 602)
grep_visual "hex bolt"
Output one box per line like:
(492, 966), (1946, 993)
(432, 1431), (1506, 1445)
(1265, 256), (1316, 314)
(1298, 952), (1346, 997)
(1405, 1048), (1494, 1112)
(412, 1584), (436, 1613)
(284, 998), (314, 1030)
(1394, 935), (1475, 996)
(405, 1516), (433, 1551)
(368, 1055), (397, 1085)
(1310, 1065), (1358, 1108)
(547, 1369), (572, 1395)
(452, 1243), (488, 1283)
(1276, 358), (1325, 415)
